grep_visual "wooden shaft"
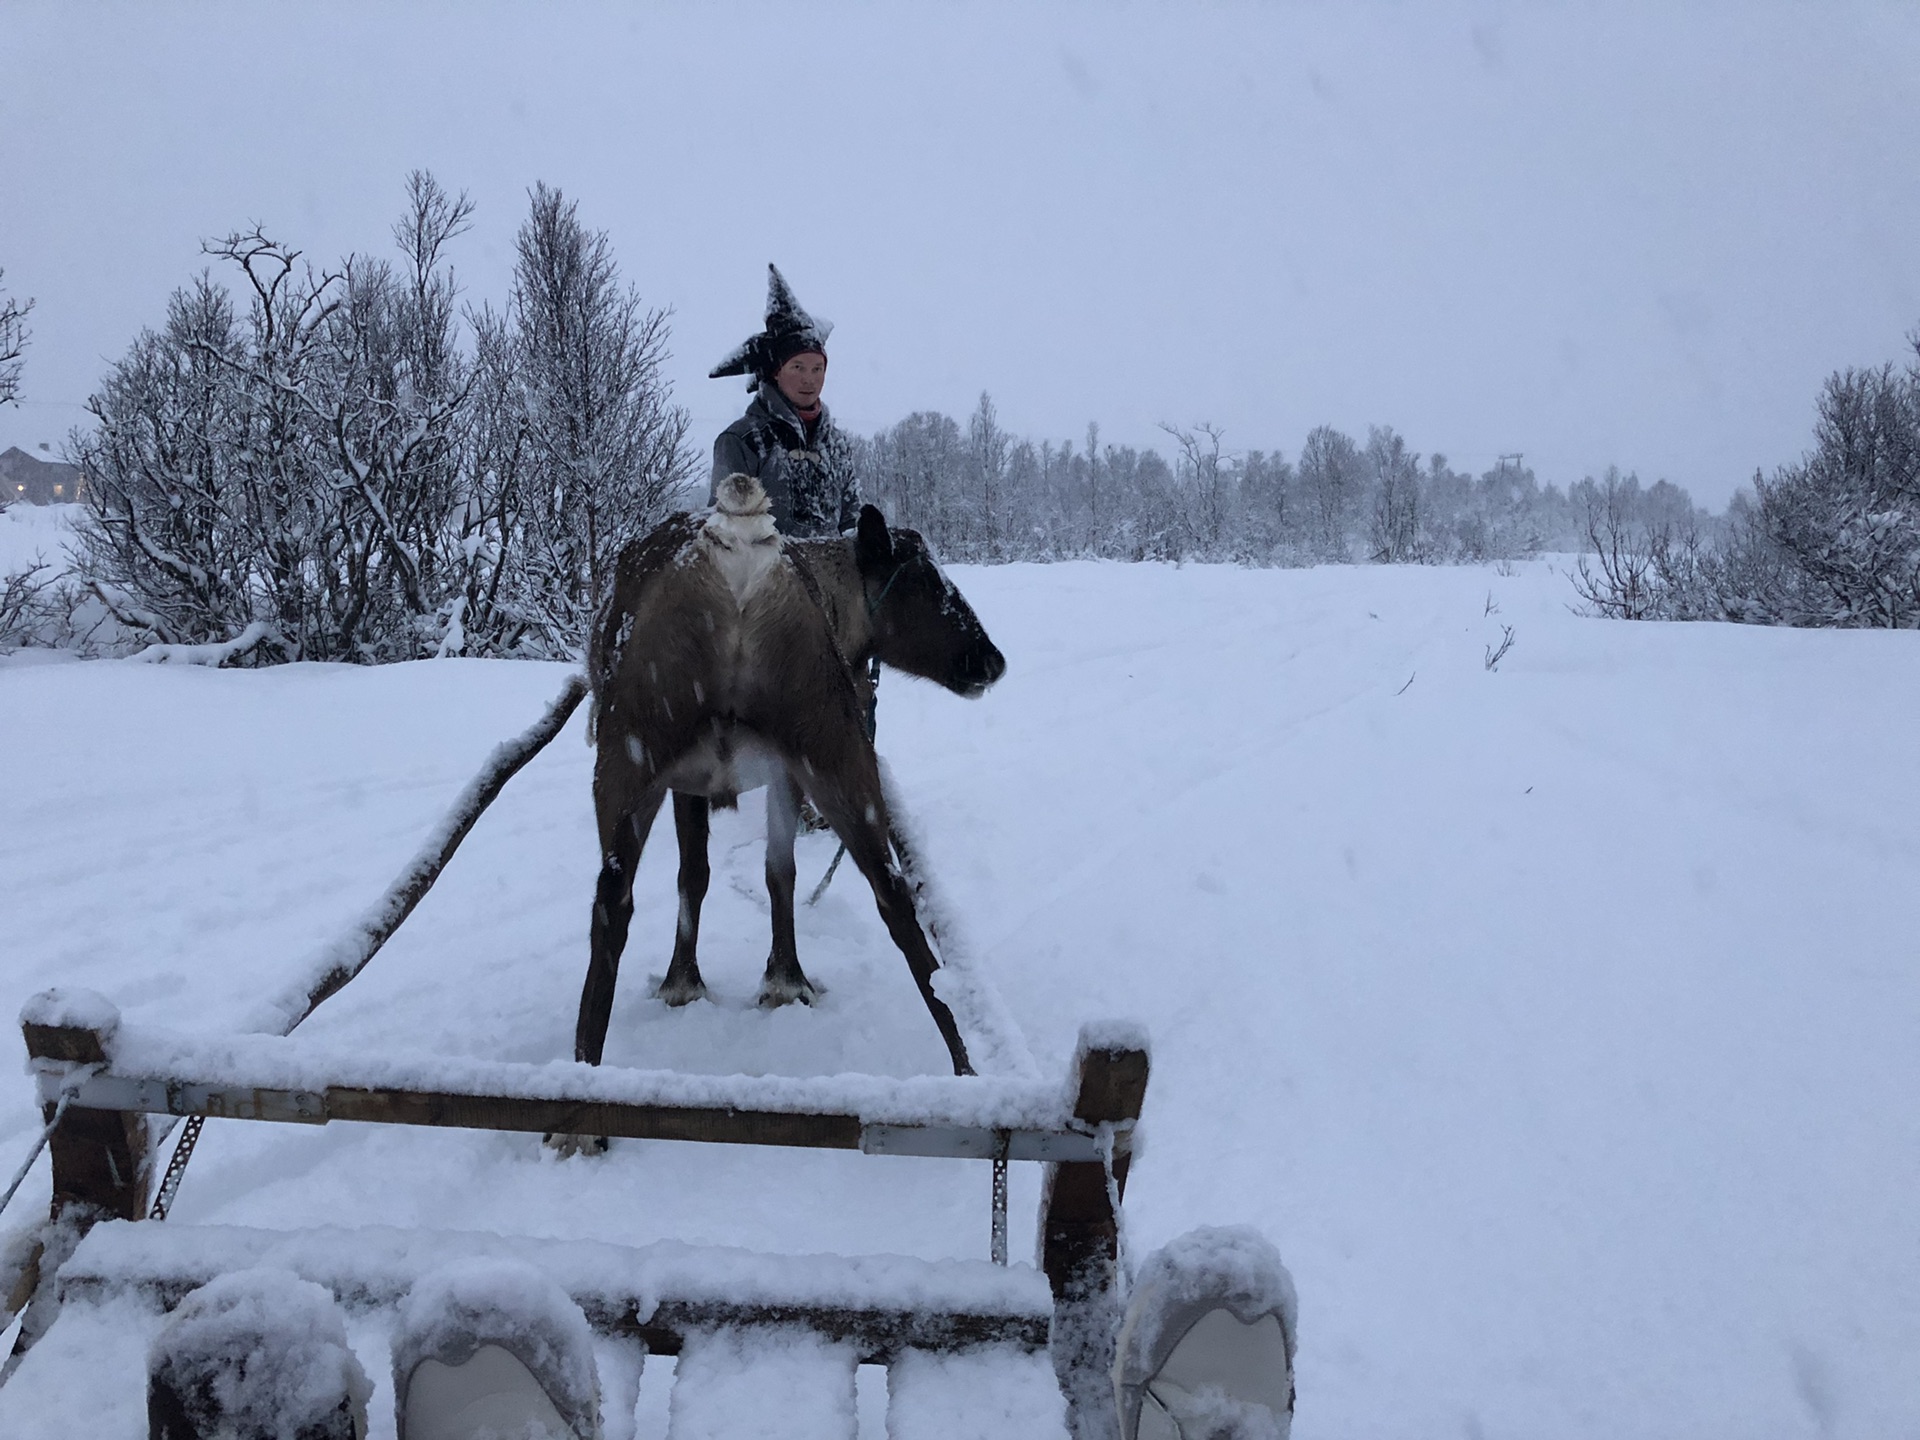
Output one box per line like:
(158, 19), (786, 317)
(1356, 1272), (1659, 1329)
(280, 672), (589, 1034)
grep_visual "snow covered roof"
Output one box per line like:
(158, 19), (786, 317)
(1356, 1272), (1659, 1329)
(0, 445), (82, 503)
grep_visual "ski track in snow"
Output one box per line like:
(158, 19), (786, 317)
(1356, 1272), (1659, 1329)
(2, 526), (1919, 1436)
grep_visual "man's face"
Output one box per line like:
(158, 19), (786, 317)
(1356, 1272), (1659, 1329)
(774, 352), (827, 411)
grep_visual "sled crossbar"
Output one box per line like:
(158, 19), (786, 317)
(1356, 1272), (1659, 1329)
(25, 1017), (1130, 1165)
(47, 1070), (1112, 1161)
(57, 1221), (1054, 1361)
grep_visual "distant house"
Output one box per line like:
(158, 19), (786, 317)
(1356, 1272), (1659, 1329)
(0, 446), (83, 505)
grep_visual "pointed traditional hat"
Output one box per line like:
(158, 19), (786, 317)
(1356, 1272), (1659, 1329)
(709, 264), (833, 382)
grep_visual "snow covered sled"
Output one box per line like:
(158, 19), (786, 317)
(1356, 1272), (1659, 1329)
(3, 982), (1151, 1437)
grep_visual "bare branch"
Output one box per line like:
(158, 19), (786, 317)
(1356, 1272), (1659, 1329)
(0, 268), (33, 408)
(1484, 624), (1515, 671)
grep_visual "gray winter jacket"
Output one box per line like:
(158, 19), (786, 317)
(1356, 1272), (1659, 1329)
(709, 386), (861, 537)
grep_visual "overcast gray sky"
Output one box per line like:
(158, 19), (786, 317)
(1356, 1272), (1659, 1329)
(4, 2), (1917, 506)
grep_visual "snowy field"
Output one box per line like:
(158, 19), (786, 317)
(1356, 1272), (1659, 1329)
(2, 503), (1917, 1436)
(0, 500), (73, 579)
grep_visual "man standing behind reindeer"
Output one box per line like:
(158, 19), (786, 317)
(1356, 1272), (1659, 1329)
(708, 265), (860, 537)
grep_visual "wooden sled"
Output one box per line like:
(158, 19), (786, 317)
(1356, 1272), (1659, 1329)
(5, 999), (1145, 1438)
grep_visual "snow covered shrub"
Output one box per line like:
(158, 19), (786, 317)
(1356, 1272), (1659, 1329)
(1574, 339), (1920, 628)
(67, 174), (690, 664)
(0, 505), (113, 654)
(72, 273), (285, 655)
(1743, 351), (1920, 626)
(0, 559), (56, 652)
(1571, 470), (1688, 620)
(70, 182), (475, 663)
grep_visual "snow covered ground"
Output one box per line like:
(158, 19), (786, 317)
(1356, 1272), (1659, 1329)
(0, 499), (74, 579)
(2, 503), (1917, 1436)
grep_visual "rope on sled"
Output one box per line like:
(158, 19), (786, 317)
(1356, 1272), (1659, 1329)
(0, 1085), (80, 1223)
(1095, 1121), (1136, 1297)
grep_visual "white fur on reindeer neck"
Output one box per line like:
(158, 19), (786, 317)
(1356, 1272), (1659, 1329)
(702, 473), (783, 605)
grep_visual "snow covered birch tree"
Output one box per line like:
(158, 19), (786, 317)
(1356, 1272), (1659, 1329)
(966, 392), (1010, 560)
(1366, 426), (1426, 563)
(71, 275), (268, 647)
(304, 173), (476, 657)
(1163, 422), (1231, 558)
(480, 183), (692, 657)
(864, 410), (965, 546)
(1299, 424), (1364, 561)
(1082, 421), (1103, 555)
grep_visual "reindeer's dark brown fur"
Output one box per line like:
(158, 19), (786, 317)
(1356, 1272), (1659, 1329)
(576, 491), (1004, 1079)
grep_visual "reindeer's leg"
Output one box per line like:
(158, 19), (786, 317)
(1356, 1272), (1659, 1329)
(575, 756), (667, 1066)
(553, 758), (665, 1154)
(659, 792), (711, 1006)
(759, 775), (818, 1007)
(808, 767), (973, 1076)
(576, 816), (641, 1066)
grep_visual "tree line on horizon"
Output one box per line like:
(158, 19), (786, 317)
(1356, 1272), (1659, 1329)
(848, 398), (1705, 569)
(7, 170), (1912, 658)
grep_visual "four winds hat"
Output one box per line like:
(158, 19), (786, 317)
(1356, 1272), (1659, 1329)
(709, 264), (833, 384)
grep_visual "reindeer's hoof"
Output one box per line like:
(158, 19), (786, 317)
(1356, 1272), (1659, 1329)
(652, 973), (708, 1007)
(757, 974), (821, 1009)
(543, 1132), (609, 1157)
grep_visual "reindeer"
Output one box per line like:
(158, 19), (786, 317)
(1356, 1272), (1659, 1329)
(576, 474), (1005, 1080)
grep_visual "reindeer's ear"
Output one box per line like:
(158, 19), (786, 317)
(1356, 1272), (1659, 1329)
(856, 505), (893, 576)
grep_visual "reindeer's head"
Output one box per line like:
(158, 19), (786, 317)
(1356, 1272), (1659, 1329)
(856, 506), (1006, 698)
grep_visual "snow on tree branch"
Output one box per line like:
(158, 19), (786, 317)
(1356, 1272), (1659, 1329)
(0, 267), (31, 409)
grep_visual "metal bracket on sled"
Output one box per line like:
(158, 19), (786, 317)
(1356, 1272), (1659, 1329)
(60, 1075), (328, 1126)
(859, 1122), (1125, 1164)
